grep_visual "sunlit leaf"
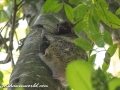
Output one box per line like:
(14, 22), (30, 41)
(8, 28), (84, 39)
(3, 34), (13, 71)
(74, 38), (93, 51)
(108, 78), (120, 90)
(88, 54), (96, 63)
(73, 4), (87, 22)
(83, 14), (104, 47)
(66, 60), (94, 90)
(15, 87), (24, 90)
(116, 8), (120, 15)
(103, 30), (113, 45)
(94, 0), (108, 10)
(0, 10), (9, 22)
(91, 68), (108, 90)
(69, 0), (86, 4)
(42, 0), (58, 13)
(91, 32), (104, 47)
(102, 62), (109, 72)
(64, 3), (74, 23)
(52, 3), (63, 13)
(119, 48), (120, 59)
(107, 44), (117, 56)
(74, 21), (85, 34)
(97, 7), (120, 29)
(0, 71), (3, 84)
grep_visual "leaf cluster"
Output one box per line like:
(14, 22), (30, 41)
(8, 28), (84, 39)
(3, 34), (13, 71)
(42, 0), (120, 90)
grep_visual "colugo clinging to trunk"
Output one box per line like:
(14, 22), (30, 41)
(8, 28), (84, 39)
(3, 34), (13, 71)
(38, 33), (88, 87)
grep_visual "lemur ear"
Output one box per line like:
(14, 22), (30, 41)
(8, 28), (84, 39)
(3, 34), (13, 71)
(55, 21), (72, 35)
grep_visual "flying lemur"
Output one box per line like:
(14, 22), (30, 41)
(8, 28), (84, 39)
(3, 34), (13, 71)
(38, 21), (88, 87)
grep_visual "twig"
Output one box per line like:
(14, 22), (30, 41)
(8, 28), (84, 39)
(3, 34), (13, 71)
(0, 34), (8, 52)
(0, 19), (11, 33)
(8, 0), (17, 65)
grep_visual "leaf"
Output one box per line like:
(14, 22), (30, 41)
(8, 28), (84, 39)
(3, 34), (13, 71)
(116, 8), (120, 15)
(52, 3), (63, 13)
(69, 0), (86, 4)
(103, 30), (113, 45)
(66, 60), (94, 90)
(91, 68), (108, 90)
(107, 44), (117, 56)
(15, 87), (24, 90)
(83, 14), (104, 47)
(73, 4), (87, 22)
(88, 54), (96, 63)
(42, 0), (58, 13)
(91, 32), (104, 47)
(74, 21), (85, 34)
(94, 0), (108, 10)
(108, 78), (120, 90)
(74, 38), (93, 51)
(88, 15), (99, 34)
(102, 62), (109, 72)
(104, 52), (111, 64)
(0, 71), (3, 84)
(64, 3), (74, 23)
(0, 10), (9, 23)
(97, 8), (120, 29)
(119, 48), (120, 59)
(94, 0), (120, 28)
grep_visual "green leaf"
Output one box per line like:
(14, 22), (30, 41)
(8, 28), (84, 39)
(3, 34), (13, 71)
(42, 0), (58, 13)
(88, 15), (99, 34)
(94, 0), (108, 10)
(69, 0), (86, 4)
(15, 87), (24, 90)
(66, 60), (94, 90)
(74, 38), (93, 51)
(91, 68), (108, 90)
(97, 8), (120, 29)
(103, 30), (113, 45)
(107, 44), (117, 56)
(102, 62), (109, 72)
(0, 10), (9, 23)
(52, 3), (63, 13)
(116, 8), (120, 15)
(73, 4), (87, 22)
(88, 54), (96, 63)
(104, 52), (111, 64)
(64, 3), (74, 23)
(94, 0), (120, 28)
(74, 21), (85, 34)
(91, 6), (100, 22)
(119, 48), (120, 59)
(83, 14), (104, 47)
(91, 32), (104, 47)
(108, 78), (120, 90)
(0, 71), (3, 84)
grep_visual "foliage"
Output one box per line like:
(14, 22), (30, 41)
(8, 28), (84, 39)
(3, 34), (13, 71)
(42, 0), (120, 90)
(0, 0), (27, 63)
(0, 0), (26, 89)
(0, 71), (3, 90)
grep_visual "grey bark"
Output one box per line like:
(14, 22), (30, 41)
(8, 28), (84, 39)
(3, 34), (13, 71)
(8, 0), (65, 90)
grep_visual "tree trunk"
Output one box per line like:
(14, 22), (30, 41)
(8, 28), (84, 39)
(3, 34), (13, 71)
(8, 0), (65, 90)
